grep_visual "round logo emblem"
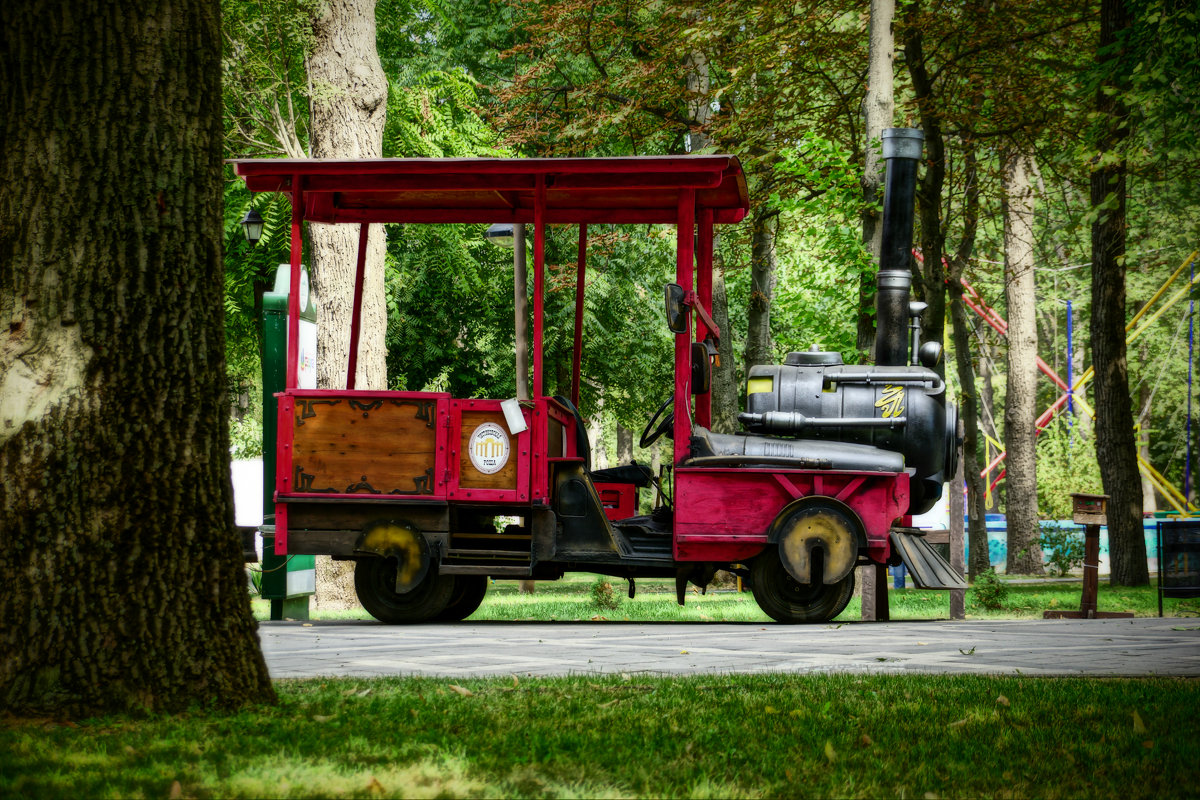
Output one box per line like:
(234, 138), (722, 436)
(468, 422), (510, 475)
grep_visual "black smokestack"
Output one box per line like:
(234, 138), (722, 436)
(875, 128), (923, 367)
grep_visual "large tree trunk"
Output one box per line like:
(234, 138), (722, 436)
(1002, 151), (1044, 575)
(858, 0), (896, 358)
(1091, 0), (1148, 586)
(902, 6), (948, 373)
(0, 0), (273, 715)
(744, 210), (779, 370)
(307, 0), (390, 608)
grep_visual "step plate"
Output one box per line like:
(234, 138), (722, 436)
(890, 529), (968, 590)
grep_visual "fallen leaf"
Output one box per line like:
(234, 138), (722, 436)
(366, 776), (386, 795)
(302, 623), (313, 627)
(959, 647), (976, 655)
(357, 688), (372, 698)
(598, 699), (619, 708)
(859, 734), (873, 748)
(169, 780), (183, 800)
(996, 695), (1010, 707)
(511, 674), (520, 687)
(1133, 710), (1147, 733)
(917, 642), (928, 646)
(342, 688), (358, 697)
(680, 650), (689, 654)
(313, 714), (335, 722)
(824, 740), (837, 763)
(1143, 740), (1155, 749)
(448, 684), (473, 697)
(948, 717), (968, 728)
(765, 705), (778, 714)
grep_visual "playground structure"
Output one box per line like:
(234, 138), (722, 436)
(950, 249), (1200, 516)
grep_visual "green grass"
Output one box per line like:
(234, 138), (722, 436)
(3, 674), (1196, 798)
(253, 573), (1200, 622)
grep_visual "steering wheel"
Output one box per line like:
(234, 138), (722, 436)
(639, 394), (675, 448)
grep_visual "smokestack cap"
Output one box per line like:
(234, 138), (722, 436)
(882, 128), (924, 161)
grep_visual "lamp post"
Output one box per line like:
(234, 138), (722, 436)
(240, 207), (264, 245)
(486, 222), (530, 402)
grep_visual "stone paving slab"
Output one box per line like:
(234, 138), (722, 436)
(258, 617), (1200, 679)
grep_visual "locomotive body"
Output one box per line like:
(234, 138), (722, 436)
(236, 127), (963, 626)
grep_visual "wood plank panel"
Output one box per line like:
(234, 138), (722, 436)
(292, 397), (438, 494)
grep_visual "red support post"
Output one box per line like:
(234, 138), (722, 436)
(572, 223), (587, 409)
(673, 190), (695, 463)
(533, 176), (546, 399)
(286, 176), (304, 390)
(695, 208), (714, 428)
(346, 222), (369, 390)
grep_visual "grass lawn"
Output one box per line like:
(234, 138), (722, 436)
(253, 573), (1200, 623)
(3, 674), (1196, 799)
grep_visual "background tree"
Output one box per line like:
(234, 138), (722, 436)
(1, 0), (273, 714)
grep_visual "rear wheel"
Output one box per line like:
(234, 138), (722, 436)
(434, 576), (488, 622)
(750, 547), (855, 623)
(354, 556), (454, 623)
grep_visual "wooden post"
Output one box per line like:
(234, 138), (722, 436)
(950, 419), (966, 619)
(1081, 523), (1100, 617)
(861, 563), (890, 621)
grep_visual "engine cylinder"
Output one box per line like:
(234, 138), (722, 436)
(742, 350), (957, 514)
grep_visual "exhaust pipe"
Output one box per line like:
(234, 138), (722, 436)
(875, 128), (924, 367)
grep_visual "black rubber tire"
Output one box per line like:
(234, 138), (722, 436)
(750, 547), (855, 623)
(354, 556), (454, 624)
(434, 575), (489, 622)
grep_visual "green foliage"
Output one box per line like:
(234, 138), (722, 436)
(1036, 417), (1104, 521)
(588, 578), (620, 611)
(970, 568), (1010, 611)
(230, 415), (265, 460)
(1040, 523), (1086, 577)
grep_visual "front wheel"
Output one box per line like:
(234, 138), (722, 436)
(750, 547), (855, 623)
(354, 556), (454, 623)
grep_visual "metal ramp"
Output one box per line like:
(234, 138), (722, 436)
(890, 528), (967, 590)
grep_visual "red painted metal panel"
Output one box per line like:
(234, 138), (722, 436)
(673, 468), (910, 562)
(595, 483), (638, 521)
(275, 393), (296, 553)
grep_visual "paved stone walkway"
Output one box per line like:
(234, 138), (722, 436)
(259, 617), (1200, 679)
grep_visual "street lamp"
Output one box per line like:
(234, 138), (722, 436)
(240, 207), (265, 245)
(485, 222), (515, 249)
(486, 221), (528, 401)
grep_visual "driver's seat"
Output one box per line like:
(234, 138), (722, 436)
(553, 395), (652, 487)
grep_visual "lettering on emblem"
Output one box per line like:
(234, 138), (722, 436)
(468, 422), (510, 475)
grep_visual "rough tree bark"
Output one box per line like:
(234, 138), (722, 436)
(902, 4), (948, 372)
(307, 0), (390, 607)
(944, 140), (990, 581)
(1091, 0), (1148, 586)
(1002, 150), (1044, 575)
(858, 0), (896, 358)
(744, 210), (779, 370)
(0, 0), (274, 715)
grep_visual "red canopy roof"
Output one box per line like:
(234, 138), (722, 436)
(231, 155), (749, 225)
